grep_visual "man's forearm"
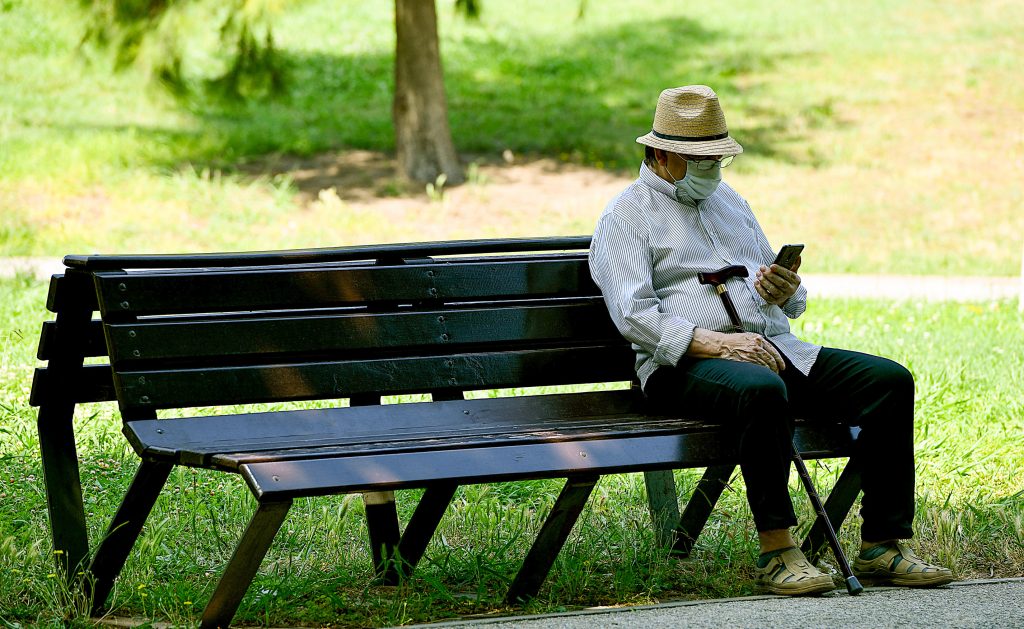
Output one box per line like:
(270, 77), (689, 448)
(683, 327), (786, 372)
(685, 328), (725, 359)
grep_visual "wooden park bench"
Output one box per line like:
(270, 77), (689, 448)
(30, 237), (862, 628)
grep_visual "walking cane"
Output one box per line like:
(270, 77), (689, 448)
(698, 265), (863, 595)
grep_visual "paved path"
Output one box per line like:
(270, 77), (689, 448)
(2, 257), (1021, 303)
(408, 579), (1024, 629)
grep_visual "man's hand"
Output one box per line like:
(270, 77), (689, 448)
(719, 332), (786, 373)
(687, 329), (786, 373)
(755, 258), (802, 306)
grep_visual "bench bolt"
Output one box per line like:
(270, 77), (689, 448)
(138, 377), (146, 385)
(118, 283), (127, 292)
(140, 396), (150, 404)
(132, 350), (141, 357)
(128, 330), (136, 338)
(120, 301), (130, 309)
(441, 333), (450, 341)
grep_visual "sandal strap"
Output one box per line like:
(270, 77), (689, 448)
(884, 542), (947, 574)
(770, 549), (825, 583)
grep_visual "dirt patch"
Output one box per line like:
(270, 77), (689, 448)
(237, 150), (634, 232)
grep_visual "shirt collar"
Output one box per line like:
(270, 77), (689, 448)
(639, 162), (696, 208)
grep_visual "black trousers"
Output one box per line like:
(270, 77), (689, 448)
(644, 347), (916, 542)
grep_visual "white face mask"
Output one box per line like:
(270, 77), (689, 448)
(670, 160), (723, 203)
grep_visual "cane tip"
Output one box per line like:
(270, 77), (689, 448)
(846, 575), (864, 595)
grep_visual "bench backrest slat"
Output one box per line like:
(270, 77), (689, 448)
(114, 345), (636, 409)
(94, 257), (597, 317)
(37, 320), (108, 360)
(103, 301), (619, 367)
(30, 364), (116, 407)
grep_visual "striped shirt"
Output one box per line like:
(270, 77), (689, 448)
(589, 162), (821, 391)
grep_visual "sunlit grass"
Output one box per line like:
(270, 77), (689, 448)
(1, 0), (1023, 273)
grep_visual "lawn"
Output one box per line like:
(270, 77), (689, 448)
(1, 274), (1021, 627)
(1, 0), (1022, 274)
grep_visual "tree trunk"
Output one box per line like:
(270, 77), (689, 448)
(393, 0), (464, 184)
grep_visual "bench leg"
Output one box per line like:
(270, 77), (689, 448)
(201, 499), (292, 629)
(349, 394), (405, 584)
(37, 402), (90, 586)
(363, 491), (401, 583)
(672, 464), (736, 557)
(36, 271), (94, 586)
(800, 459), (862, 564)
(506, 475), (599, 604)
(86, 460), (173, 615)
(643, 470), (681, 548)
(393, 482), (458, 584)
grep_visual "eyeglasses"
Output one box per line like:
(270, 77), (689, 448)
(682, 155), (734, 170)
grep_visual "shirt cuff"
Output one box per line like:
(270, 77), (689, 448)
(782, 284), (808, 319)
(653, 317), (695, 367)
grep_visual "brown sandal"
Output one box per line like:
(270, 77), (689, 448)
(757, 548), (836, 596)
(853, 542), (954, 587)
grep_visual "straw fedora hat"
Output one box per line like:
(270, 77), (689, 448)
(636, 85), (743, 156)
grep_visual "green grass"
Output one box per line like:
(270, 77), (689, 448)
(1, 0), (1023, 273)
(1, 275), (1021, 627)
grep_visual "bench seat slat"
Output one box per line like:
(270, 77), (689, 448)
(112, 346), (636, 409)
(104, 301), (618, 366)
(124, 391), (695, 467)
(242, 433), (721, 499)
(94, 258), (597, 317)
(207, 418), (696, 468)
(240, 423), (854, 500)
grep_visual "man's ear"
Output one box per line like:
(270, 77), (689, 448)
(654, 148), (669, 165)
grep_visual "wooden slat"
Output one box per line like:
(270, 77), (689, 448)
(103, 301), (620, 366)
(111, 345), (635, 410)
(240, 423), (853, 500)
(208, 417), (701, 468)
(241, 432), (725, 499)
(29, 365), (116, 407)
(122, 390), (686, 466)
(46, 274), (99, 314)
(65, 236), (592, 271)
(37, 320), (108, 360)
(93, 258), (598, 317)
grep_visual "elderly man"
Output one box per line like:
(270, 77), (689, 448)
(589, 85), (953, 595)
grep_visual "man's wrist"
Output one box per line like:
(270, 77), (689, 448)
(686, 328), (726, 359)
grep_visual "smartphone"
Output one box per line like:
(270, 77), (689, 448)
(773, 244), (804, 269)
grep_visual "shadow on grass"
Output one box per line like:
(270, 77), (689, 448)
(57, 15), (846, 185)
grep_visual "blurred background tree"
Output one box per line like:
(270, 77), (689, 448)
(78, 0), (495, 184)
(79, 0), (285, 99)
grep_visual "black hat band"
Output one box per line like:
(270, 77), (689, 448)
(652, 130), (730, 142)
